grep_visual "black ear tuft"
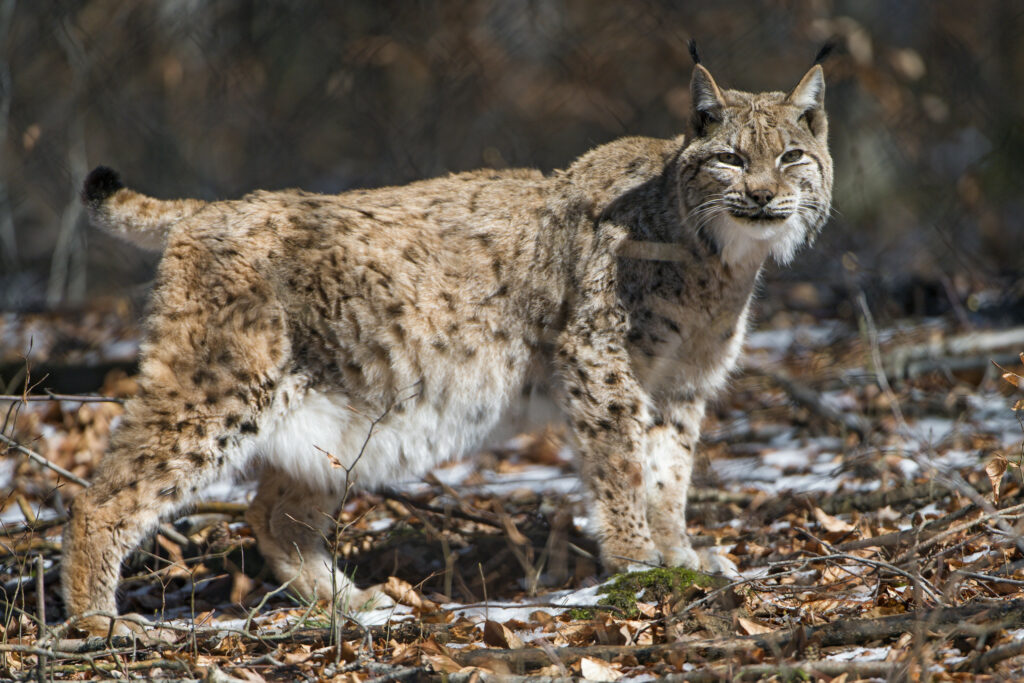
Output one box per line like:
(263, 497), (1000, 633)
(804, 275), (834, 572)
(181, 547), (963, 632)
(813, 38), (840, 66)
(82, 166), (123, 205)
(688, 39), (701, 65)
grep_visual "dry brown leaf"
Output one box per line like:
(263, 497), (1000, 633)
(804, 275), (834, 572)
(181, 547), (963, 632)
(1013, 398), (1024, 411)
(987, 456), (1008, 504)
(530, 610), (556, 629)
(482, 619), (525, 649)
(594, 616), (628, 646)
(634, 601), (657, 618)
(813, 507), (855, 533)
(424, 654), (463, 674)
(231, 667), (268, 682)
(230, 571), (256, 605)
(381, 576), (438, 612)
(736, 616), (774, 635)
(317, 446), (345, 469)
(580, 656), (622, 681)
(282, 644), (312, 665)
(994, 359), (1024, 388)
(494, 502), (530, 546)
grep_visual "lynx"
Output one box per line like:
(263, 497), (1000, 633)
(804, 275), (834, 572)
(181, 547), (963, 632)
(63, 59), (831, 635)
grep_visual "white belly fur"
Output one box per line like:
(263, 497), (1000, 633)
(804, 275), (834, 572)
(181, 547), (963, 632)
(251, 374), (516, 492)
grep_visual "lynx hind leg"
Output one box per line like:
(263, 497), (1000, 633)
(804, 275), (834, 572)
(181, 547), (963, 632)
(61, 243), (287, 635)
(62, 392), (258, 636)
(246, 467), (392, 611)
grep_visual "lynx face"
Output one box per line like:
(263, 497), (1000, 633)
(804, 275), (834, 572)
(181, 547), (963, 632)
(679, 65), (833, 269)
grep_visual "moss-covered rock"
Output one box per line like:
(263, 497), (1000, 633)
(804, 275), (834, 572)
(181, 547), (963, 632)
(592, 567), (726, 619)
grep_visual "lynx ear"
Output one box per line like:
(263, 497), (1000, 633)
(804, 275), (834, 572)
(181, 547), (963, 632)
(786, 64), (826, 136)
(690, 64), (726, 136)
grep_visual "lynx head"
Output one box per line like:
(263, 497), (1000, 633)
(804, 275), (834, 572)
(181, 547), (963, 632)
(678, 62), (833, 270)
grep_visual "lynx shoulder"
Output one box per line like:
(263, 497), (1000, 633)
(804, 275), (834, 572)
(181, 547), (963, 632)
(64, 60), (832, 635)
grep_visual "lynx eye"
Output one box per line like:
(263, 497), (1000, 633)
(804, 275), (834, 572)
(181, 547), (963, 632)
(716, 152), (743, 167)
(781, 149), (804, 164)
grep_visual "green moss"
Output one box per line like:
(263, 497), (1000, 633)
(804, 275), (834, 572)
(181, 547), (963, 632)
(594, 567), (721, 619)
(566, 607), (595, 620)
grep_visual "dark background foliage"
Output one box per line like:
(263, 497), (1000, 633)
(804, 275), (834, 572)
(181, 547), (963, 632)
(1, 0), (1022, 324)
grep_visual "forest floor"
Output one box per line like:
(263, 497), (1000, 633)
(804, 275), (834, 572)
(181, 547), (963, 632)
(2, 301), (1024, 681)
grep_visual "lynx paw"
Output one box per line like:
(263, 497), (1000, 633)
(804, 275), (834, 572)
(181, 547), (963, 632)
(600, 538), (663, 574)
(663, 544), (700, 570)
(346, 585), (396, 611)
(71, 613), (151, 640)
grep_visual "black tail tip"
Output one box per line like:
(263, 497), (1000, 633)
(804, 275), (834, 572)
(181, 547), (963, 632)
(82, 166), (123, 205)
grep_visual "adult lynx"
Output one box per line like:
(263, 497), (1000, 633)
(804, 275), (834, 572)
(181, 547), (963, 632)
(64, 59), (832, 634)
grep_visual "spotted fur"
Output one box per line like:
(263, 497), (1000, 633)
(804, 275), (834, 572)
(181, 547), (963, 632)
(63, 63), (832, 634)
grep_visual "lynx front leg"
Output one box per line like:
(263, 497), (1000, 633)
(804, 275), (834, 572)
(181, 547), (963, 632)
(557, 322), (660, 573)
(644, 396), (706, 569)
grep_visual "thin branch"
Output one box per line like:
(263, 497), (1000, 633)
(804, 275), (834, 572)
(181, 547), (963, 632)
(0, 432), (90, 487)
(0, 392), (125, 404)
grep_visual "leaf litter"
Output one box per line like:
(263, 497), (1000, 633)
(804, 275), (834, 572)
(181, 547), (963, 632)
(3, 308), (1024, 679)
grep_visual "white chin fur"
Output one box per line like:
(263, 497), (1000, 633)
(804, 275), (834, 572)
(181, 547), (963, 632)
(708, 214), (806, 270)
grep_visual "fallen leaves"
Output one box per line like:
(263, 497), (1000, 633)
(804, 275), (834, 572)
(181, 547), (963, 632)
(580, 655), (622, 681)
(4, 316), (1024, 679)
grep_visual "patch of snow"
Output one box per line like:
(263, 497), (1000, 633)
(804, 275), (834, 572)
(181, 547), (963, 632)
(423, 460), (476, 488)
(105, 338), (141, 360)
(911, 417), (956, 444)
(960, 549), (992, 565)
(826, 646), (891, 662)
(366, 517), (395, 532)
(762, 448), (812, 469)
(746, 322), (844, 354)
(896, 458), (921, 478)
(746, 328), (796, 352)
(933, 449), (979, 470)
(821, 390), (859, 412)
(445, 583), (606, 622)
(0, 457), (16, 490)
(0, 501), (60, 525)
(768, 428), (801, 448)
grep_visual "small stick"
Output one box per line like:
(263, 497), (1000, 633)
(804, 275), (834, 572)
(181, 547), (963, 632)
(0, 432), (90, 487)
(36, 554), (47, 683)
(0, 393), (125, 404)
(769, 370), (869, 439)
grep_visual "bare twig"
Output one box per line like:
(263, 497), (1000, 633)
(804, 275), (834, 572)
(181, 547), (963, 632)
(35, 554), (47, 683)
(796, 529), (945, 604)
(0, 392), (125, 404)
(768, 370), (869, 439)
(0, 432), (90, 487)
(957, 636), (1024, 673)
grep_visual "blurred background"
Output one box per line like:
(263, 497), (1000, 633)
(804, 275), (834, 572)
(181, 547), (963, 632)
(1, 0), (1022, 324)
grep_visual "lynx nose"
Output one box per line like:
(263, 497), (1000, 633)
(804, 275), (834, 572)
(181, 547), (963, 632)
(747, 189), (775, 206)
